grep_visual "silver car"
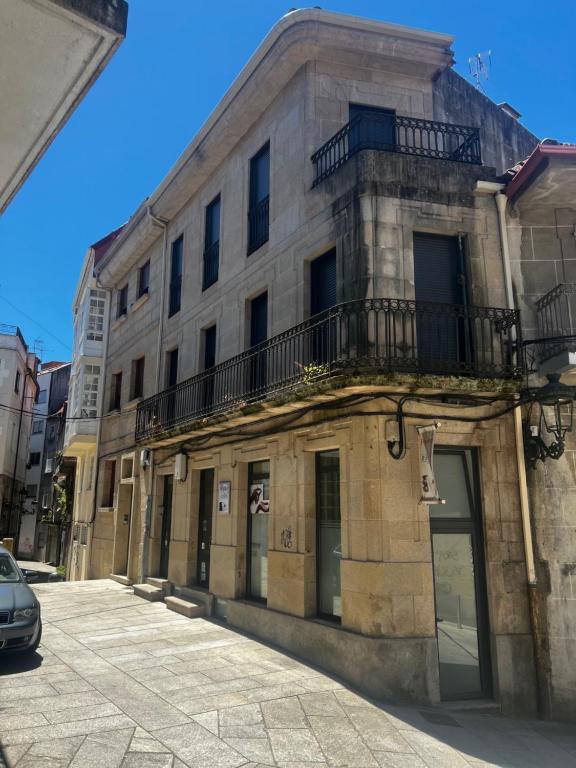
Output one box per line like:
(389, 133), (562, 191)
(0, 544), (42, 653)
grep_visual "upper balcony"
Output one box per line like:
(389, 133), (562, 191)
(136, 298), (522, 443)
(311, 112), (481, 187)
(536, 284), (576, 373)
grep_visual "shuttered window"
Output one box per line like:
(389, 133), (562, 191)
(310, 249), (336, 316)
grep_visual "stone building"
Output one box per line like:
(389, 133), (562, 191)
(84, 10), (575, 716)
(63, 226), (122, 580)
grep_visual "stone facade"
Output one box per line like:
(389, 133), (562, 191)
(84, 10), (557, 716)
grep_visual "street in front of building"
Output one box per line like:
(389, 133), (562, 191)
(0, 580), (575, 768)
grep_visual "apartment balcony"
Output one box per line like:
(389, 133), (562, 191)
(136, 298), (522, 443)
(64, 416), (97, 454)
(311, 112), (481, 187)
(536, 284), (576, 373)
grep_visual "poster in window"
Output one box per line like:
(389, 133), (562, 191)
(218, 481), (231, 514)
(249, 483), (269, 514)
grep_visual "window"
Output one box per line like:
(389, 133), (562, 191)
(168, 236), (183, 317)
(203, 196), (220, 290)
(131, 357), (145, 400)
(101, 460), (116, 508)
(137, 260), (150, 298)
(36, 389), (47, 405)
(81, 364), (101, 418)
(26, 484), (37, 500)
(248, 142), (270, 254)
(87, 289), (106, 341)
(116, 284), (128, 319)
(32, 420), (43, 434)
(28, 452), (40, 466)
(166, 348), (179, 388)
(110, 372), (122, 411)
(45, 457), (54, 474)
(14, 370), (21, 394)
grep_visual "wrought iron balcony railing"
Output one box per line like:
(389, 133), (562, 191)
(536, 283), (576, 362)
(136, 298), (521, 442)
(311, 113), (482, 187)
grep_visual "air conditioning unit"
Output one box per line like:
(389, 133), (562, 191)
(140, 449), (151, 468)
(174, 453), (187, 482)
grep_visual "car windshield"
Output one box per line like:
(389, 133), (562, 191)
(0, 555), (21, 583)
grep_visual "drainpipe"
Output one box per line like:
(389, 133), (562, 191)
(495, 189), (546, 717)
(495, 192), (537, 585)
(142, 207), (169, 581)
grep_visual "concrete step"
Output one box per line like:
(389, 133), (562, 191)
(133, 583), (165, 602)
(146, 577), (170, 593)
(165, 596), (205, 619)
(173, 586), (214, 616)
(110, 574), (132, 587)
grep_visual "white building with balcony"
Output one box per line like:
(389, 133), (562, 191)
(64, 226), (122, 579)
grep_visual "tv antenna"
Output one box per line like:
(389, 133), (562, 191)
(33, 337), (44, 360)
(468, 50), (492, 92)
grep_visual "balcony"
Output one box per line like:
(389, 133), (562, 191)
(0, 323), (26, 349)
(536, 284), (576, 373)
(311, 113), (481, 187)
(136, 298), (522, 442)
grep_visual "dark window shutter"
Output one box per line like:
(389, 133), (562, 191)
(413, 233), (463, 306)
(250, 292), (268, 347)
(311, 250), (337, 316)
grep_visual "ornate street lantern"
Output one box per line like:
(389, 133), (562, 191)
(523, 374), (575, 468)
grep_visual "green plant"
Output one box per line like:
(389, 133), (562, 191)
(297, 361), (329, 384)
(56, 565), (66, 577)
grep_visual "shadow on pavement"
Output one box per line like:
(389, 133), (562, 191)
(0, 650), (43, 674)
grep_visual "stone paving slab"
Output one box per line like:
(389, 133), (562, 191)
(0, 579), (575, 768)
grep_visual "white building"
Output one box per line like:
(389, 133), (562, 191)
(0, 325), (38, 548)
(64, 227), (121, 579)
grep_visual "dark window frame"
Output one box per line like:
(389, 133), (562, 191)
(28, 452), (41, 467)
(109, 371), (122, 412)
(14, 370), (21, 394)
(168, 236), (184, 317)
(131, 356), (145, 400)
(117, 284), (128, 319)
(203, 195), (221, 291)
(137, 260), (150, 299)
(247, 142), (270, 255)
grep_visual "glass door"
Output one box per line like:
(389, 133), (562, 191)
(197, 469), (214, 588)
(247, 461), (270, 601)
(430, 449), (491, 700)
(316, 450), (342, 620)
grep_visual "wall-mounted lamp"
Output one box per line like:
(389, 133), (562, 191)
(523, 373), (575, 469)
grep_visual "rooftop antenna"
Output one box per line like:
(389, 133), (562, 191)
(33, 337), (44, 360)
(468, 50), (491, 93)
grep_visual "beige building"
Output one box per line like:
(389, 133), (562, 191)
(63, 227), (123, 580)
(0, 326), (38, 545)
(82, 10), (575, 717)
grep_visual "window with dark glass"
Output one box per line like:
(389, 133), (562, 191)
(166, 348), (178, 388)
(203, 196), (220, 290)
(29, 452), (40, 466)
(201, 325), (217, 410)
(131, 357), (145, 400)
(117, 284), (128, 318)
(316, 450), (341, 621)
(137, 260), (150, 298)
(102, 460), (116, 507)
(168, 236), (183, 317)
(249, 292), (268, 393)
(14, 370), (20, 394)
(248, 142), (270, 255)
(110, 372), (122, 411)
(36, 389), (47, 404)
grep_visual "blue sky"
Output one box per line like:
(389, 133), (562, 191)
(1, 0), (575, 360)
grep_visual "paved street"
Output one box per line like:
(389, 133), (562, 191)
(0, 581), (575, 768)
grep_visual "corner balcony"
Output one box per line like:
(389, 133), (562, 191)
(536, 284), (576, 373)
(136, 298), (522, 443)
(311, 112), (481, 187)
